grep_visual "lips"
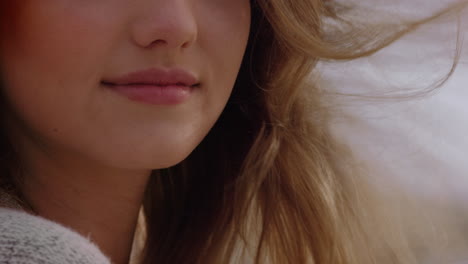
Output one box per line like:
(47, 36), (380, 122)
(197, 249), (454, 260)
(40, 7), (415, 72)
(102, 68), (199, 87)
(101, 68), (199, 105)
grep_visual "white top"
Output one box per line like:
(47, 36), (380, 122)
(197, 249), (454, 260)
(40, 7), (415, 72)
(0, 207), (111, 264)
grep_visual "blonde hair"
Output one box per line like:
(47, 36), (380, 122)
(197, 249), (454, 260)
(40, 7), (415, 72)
(1, 1), (467, 263)
(135, 1), (468, 263)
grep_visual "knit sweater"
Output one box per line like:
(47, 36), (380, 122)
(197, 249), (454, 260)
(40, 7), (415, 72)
(0, 207), (111, 264)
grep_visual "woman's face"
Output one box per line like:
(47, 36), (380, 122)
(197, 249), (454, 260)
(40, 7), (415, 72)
(0, 0), (251, 169)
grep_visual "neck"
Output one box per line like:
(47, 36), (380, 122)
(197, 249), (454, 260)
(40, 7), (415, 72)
(17, 147), (151, 264)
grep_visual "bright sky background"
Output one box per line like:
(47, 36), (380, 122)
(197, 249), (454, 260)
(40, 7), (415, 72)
(321, 0), (468, 205)
(319, 3), (468, 262)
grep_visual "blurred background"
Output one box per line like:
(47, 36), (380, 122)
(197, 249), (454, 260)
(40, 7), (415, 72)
(318, 0), (468, 263)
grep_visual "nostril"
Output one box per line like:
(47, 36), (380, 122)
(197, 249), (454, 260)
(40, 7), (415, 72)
(153, 39), (167, 45)
(147, 39), (167, 48)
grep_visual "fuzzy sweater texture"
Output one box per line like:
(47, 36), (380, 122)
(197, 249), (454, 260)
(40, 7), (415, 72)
(0, 207), (111, 264)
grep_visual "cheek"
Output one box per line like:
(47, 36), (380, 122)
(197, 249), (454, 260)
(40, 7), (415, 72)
(0, 1), (25, 58)
(0, 1), (121, 110)
(3, 2), (107, 68)
(0, 3), (92, 116)
(201, 0), (251, 55)
(0, 1), (22, 31)
(0, 1), (116, 156)
(197, 0), (251, 92)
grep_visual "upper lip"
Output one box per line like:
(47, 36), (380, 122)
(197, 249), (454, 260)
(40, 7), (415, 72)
(102, 68), (199, 87)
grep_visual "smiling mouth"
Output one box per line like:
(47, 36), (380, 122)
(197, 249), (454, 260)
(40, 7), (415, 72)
(102, 82), (198, 105)
(101, 67), (201, 105)
(101, 67), (200, 87)
(101, 81), (200, 88)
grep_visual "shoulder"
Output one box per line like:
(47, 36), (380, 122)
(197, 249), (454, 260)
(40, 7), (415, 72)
(0, 207), (111, 264)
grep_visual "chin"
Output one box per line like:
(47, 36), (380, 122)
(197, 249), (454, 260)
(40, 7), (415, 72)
(103, 144), (197, 171)
(149, 154), (190, 170)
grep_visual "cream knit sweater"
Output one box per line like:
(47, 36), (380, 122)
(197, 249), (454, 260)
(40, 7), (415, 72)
(0, 207), (111, 264)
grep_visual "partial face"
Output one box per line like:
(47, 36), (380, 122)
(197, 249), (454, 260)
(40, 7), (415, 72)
(0, 0), (251, 169)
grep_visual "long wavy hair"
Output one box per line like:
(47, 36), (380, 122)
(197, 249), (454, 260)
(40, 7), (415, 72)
(137, 1), (467, 263)
(1, 0), (467, 264)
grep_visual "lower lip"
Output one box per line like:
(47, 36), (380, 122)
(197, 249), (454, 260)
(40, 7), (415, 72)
(103, 83), (194, 105)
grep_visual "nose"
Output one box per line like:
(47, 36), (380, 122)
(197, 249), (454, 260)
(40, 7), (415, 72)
(131, 1), (197, 50)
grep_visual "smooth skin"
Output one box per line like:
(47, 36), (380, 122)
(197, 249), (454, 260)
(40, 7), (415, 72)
(0, 1), (251, 263)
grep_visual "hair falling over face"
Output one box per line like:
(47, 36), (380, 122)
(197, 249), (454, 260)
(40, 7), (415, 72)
(1, 0), (468, 264)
